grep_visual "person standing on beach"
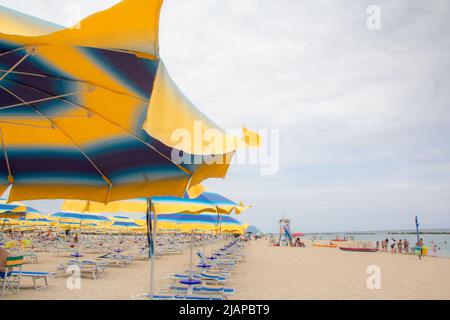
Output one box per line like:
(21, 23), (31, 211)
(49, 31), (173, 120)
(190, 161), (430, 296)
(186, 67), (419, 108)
(385, 238), (389, 252)
(404, 239), (409, 254)
(398, 239), (402, 254)
(432, 243), (438, 257)
(391, 239), (396, 253)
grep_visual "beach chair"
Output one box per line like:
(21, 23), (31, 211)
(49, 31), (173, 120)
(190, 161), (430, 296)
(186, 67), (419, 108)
(11, 271), (55, 290)
(196, 251), (236, 269)
(1, 255), (24, 298)
(166, 273), (228, 286)
(164, 284), (235, 296)
(22, 251), (38, 264)
(97, 253), (133, 268)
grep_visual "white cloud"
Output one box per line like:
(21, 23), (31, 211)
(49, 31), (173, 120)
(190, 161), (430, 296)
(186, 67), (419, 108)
(1, 0), (449, 232)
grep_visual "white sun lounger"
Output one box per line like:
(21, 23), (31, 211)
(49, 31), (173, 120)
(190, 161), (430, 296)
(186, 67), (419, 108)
(11, 271), (55, 290)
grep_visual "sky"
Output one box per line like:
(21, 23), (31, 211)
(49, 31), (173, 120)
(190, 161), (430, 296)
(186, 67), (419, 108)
(1, 0), (449, 233)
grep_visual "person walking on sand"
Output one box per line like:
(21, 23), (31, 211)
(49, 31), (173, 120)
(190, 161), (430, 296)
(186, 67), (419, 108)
(417, 237), (424, 260)
(432, 243), (438, 257)
(0, 247), (9, 273)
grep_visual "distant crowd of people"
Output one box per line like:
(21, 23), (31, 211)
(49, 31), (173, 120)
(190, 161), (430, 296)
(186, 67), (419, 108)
(2, 228), (79, 244)
(294, 237), (305, 247)
(377, 238), (411, 254)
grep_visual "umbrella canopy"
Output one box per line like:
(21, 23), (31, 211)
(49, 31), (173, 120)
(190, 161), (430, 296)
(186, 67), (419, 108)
(292, 232), (304, 237)
(62, 191), (249, 215)
(0, 0), (257, 203)
(139, 213), (245, 233)
(50, 211), (111, 225)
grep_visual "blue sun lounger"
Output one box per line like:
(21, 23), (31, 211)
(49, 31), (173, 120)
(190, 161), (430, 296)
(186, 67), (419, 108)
(167, 285), (235, 295)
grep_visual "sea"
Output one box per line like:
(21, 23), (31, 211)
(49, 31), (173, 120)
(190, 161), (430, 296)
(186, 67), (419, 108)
(302, 229), (450, 258)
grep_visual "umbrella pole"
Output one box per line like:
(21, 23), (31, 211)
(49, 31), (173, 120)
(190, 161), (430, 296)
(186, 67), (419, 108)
(147, 198), (157, 296)
(152, 209), (158, 294)
(415, 216), (422, 260)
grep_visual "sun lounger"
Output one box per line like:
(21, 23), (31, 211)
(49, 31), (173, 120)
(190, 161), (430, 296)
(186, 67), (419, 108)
(97, 254), (133, 268)
(65, 260), (107, 280)
(21, 252), (38, 264)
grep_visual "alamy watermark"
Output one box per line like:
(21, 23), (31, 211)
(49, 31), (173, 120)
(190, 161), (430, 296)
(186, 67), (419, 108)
(66, 4), (82, 30)
(366, 5), (382, 30)
(169, 122), (280, 176)
(66, 265), (81, 290)
(366, 265), (381, 290)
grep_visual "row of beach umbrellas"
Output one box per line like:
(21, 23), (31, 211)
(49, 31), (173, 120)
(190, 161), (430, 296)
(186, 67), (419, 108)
(1, 200), (248, 235)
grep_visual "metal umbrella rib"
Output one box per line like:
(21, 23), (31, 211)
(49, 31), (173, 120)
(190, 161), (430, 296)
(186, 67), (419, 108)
(0, 82), (114, 197)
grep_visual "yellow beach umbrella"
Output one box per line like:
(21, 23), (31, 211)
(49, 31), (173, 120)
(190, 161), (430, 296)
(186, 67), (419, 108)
(1, 0), (258, 297)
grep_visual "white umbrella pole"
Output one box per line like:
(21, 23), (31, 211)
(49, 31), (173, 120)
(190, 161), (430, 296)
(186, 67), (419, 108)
(147, 198), (158, 296)
(189, 229), (193, 279)
(151, 210), (158, 294)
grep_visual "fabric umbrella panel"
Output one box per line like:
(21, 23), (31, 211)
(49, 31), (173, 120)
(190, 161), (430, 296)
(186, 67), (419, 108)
(50, 211), (111, 230)
(151, 213), (246, 234)
(106, 216), (145, 233)
(0, 0), (258, 203)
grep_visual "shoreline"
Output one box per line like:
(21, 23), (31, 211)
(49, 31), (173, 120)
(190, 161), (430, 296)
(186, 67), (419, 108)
(4, 238), (450, 300)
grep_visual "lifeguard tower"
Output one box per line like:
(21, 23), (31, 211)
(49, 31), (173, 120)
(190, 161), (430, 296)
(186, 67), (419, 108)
(278, 218), (293, 246)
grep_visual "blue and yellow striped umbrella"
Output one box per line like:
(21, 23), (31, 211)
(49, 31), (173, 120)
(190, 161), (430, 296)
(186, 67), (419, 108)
(62, 191), (248, 215)
(106, 217), (144, 233)
(145, 213), (245, 234)
(0, 198), (40, 218)
(0, 0), (258, 203)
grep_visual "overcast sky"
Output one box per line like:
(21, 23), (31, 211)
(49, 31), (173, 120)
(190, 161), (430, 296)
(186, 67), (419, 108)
(1, 0), (449, 233)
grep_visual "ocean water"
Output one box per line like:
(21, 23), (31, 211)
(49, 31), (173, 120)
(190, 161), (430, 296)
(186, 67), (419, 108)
(303, 229), (450, 258)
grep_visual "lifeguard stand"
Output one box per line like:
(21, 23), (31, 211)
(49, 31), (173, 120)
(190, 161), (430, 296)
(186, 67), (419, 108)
(278, 218), (293, 246)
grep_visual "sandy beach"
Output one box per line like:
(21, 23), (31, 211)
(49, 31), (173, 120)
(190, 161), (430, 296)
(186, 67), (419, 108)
(5, 238), (450, 300)
(230, 239), (450, 300)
